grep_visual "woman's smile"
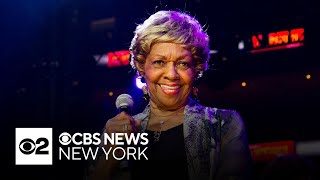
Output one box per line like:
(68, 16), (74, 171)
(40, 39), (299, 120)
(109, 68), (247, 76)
(140, 42), (195, 110)
(158, 84), (182, 95)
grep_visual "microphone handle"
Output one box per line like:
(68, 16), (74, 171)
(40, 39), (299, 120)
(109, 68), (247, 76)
(118, 106), (132, 171)
(118, 106), (131, 115)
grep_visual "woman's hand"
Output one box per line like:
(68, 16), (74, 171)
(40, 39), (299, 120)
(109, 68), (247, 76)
(104, 111), (141, 135)
(103, 112), (142, 161)
(88, 113), (141, 180)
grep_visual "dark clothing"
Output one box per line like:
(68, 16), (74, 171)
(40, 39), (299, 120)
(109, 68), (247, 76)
(86, 98), (252, 180)
(131, 124), (189, 180)
(133, 98), (252, 180)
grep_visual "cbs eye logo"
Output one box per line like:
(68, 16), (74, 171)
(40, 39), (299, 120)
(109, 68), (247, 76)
(15, 128), (52, 165)
(19, 137), (49, 155)
(59, 132), (71, 145)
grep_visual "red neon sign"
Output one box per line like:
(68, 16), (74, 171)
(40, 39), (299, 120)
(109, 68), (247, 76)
(106, 50), (130, 68)
(249, 140), (295, 162)
(252, 34), (263, 48)
(250, 28), (304, 53)
(290, 28), (304, 42)
(268, 30), (289, 46)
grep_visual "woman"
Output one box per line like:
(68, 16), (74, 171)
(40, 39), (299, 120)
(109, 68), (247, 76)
(88, 10), (252, 180)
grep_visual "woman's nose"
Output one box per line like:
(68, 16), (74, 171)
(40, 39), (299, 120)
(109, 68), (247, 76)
(164, 63), (179, 80)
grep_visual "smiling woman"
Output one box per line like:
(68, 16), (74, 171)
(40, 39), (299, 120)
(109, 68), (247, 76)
(140, 42), (195, 111)
(87, 10), (252, 180)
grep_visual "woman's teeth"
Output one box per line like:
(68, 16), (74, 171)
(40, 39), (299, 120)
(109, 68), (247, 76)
(159, 84), (180, 94)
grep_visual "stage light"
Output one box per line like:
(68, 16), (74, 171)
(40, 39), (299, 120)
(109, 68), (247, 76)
(241, 82), (247, 87)
(238, 40), (245, 50)
(209, 50), (218, 54)
(306, 74), (311, 80)
(135, 76), (146, 89)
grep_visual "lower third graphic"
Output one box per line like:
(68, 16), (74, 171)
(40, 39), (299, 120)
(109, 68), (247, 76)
(15, 128), (52, 165)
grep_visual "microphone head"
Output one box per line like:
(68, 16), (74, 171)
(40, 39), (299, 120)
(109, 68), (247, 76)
(115, 94), (134, 109)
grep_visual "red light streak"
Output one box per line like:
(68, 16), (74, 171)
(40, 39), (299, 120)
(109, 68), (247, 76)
(250, 42), (303, 53)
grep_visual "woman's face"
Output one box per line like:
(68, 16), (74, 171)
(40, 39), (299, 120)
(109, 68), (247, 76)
(141, 42), (195, 110)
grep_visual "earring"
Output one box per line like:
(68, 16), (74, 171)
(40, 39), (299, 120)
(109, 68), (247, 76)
(192, 86), (199, 102)
(138, 71), (146, 83)
(142, 85), (149, 102)
(139, 73), (149, 102)
(196, 71), (204, 80)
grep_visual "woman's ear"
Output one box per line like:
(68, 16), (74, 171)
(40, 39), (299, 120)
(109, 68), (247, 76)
(134, 61), (145, 75)
(137, 71), (145, 79)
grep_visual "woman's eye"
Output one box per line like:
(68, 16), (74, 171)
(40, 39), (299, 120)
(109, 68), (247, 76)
(177, 61), (191, 69)
(152, 60), (165, 66)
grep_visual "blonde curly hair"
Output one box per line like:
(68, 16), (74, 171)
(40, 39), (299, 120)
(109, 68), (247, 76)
(129, 10), (210, 78)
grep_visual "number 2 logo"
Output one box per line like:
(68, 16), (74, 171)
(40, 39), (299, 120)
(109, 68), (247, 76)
(19, 137), (49, 155)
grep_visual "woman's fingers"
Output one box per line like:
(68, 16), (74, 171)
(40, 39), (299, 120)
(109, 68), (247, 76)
(105, 112), (135, 134)
(134, 119), (141, 128)
(132, 120), (142, 132)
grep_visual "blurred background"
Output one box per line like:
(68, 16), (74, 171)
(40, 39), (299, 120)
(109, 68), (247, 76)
(1, 0), (319, 179)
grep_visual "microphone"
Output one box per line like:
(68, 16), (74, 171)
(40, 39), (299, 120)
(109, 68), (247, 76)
(115, 94), (134, 115)
(115, 94), (134, 170)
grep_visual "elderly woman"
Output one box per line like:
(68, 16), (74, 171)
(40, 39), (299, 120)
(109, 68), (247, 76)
(89, 10), (252, 180)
